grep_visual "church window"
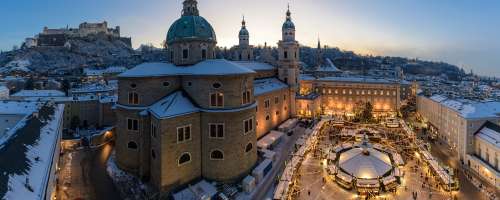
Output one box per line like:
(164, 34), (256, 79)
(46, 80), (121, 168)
(182, 49), (189, 59)
(163, 81), (170, 87)
(275, 96), (279, 104)
(202, 49), (207, 59)
(284, 51), (288, 59)
(210, 92), (224, 107)
(264, 99), (270, 109)
(177, 125), (191, 143)
(266, 115), (270, 121)
(248, 54), (251, 60)
(209, 123), (224, 138)
(245, 143), (253, 153)
(128, 92), (139, 105)
(127, 119), (139, 131)
(127, 141), (138, 149)
(178, 153), (191, 165)
(276, 111), (280, 116)
(239, 53), (242, 60)
(244, 118), (253, 135)
(242, 90), (251, 104)
(130, 83), (137, 88)
(210, 150), (224, 160)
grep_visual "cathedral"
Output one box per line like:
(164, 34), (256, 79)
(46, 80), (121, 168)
(115, 0), (298, 194)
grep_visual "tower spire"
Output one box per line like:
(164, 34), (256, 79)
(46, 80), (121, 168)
(242, 15), (246, 27)
(286, 3), (291, 20)
(182, 0), (199, 16)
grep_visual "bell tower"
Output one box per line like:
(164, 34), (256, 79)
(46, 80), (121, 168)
(278, 5), (299, 116)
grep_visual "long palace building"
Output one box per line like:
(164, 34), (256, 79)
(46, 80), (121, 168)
(114, 0), (413, 195)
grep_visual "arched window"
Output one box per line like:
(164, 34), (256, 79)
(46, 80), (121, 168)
(210, 150), (224, 160)
(127, 141), (138, 149)
(178, 153), (191, 165)
(245, 143), (253, 153)
(284, 51), (288, 59)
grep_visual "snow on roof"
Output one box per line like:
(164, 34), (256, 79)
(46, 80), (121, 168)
(233, 61), (276, 71)
(0, 101), (39, 115)
(428, 95), (500, 119)
(173, 180), (217, 200)
(99, 95), (117, 103)
(149, 91), (199, 119)
(317, 76), (394, 84)
(0, 86), (9, 93)
(254, 78), (288, 96)
(70, 83), (116, 94)
(300, 74), (316, 81)
(475, 123), (500, 149)
(0, 104), (64, 200)
(316, 58), (341, 72)
(119, 59), (256, 78)
(12, 90), (65, 97)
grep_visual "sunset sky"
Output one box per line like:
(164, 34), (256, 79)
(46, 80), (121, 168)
(1, 0), (499, 76)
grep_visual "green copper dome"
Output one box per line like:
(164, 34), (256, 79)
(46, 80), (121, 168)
(282, 19), (295, 30)
(166, 15), (216, 44)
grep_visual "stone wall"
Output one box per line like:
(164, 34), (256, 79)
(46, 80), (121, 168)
(118, 76), (181, 107)
(200, 107), (257, 182)
(182, 75), (254, 109)
(255, 88), (290, 138)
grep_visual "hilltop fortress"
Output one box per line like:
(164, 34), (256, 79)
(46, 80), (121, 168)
(24, 21), (132, 48)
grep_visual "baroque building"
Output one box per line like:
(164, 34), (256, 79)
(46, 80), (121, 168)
(114, 0), (297, 194)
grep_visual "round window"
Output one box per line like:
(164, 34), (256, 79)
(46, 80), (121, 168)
(163, 81), (170, 87)
(212, 82), (222, 89)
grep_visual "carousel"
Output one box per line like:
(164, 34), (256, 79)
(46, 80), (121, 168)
(328, 134), (404, 195)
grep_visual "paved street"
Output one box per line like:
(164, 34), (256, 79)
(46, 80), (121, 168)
(57, 143), (121, 200)
(429, 139), (498, 200)
(253, 125), (307, 200)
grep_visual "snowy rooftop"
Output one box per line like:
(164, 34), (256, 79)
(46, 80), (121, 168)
(233, 61), (276, 71)
(118, 59), (256, 78)
(316, 58), (341, 72)
(428, 95), (500, 119)
(475, 121), (500, 149)
(70, 83), (117, 94)
(0, 101), (39, 115)
(84, 66), (128, 76)
(149, 91), (199, 119)
(318, 76), (395, 84)
(254, 78), (288, 96)
(12, 90), (65, 98)
(0, 103), (64, 200)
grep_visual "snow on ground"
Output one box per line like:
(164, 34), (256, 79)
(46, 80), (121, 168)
(2, 104), (63, 200)
(106, 153), (154, 200)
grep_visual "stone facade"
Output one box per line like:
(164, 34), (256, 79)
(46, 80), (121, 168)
(255, 88), (291, 138)
(297, 77), (402, 118)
